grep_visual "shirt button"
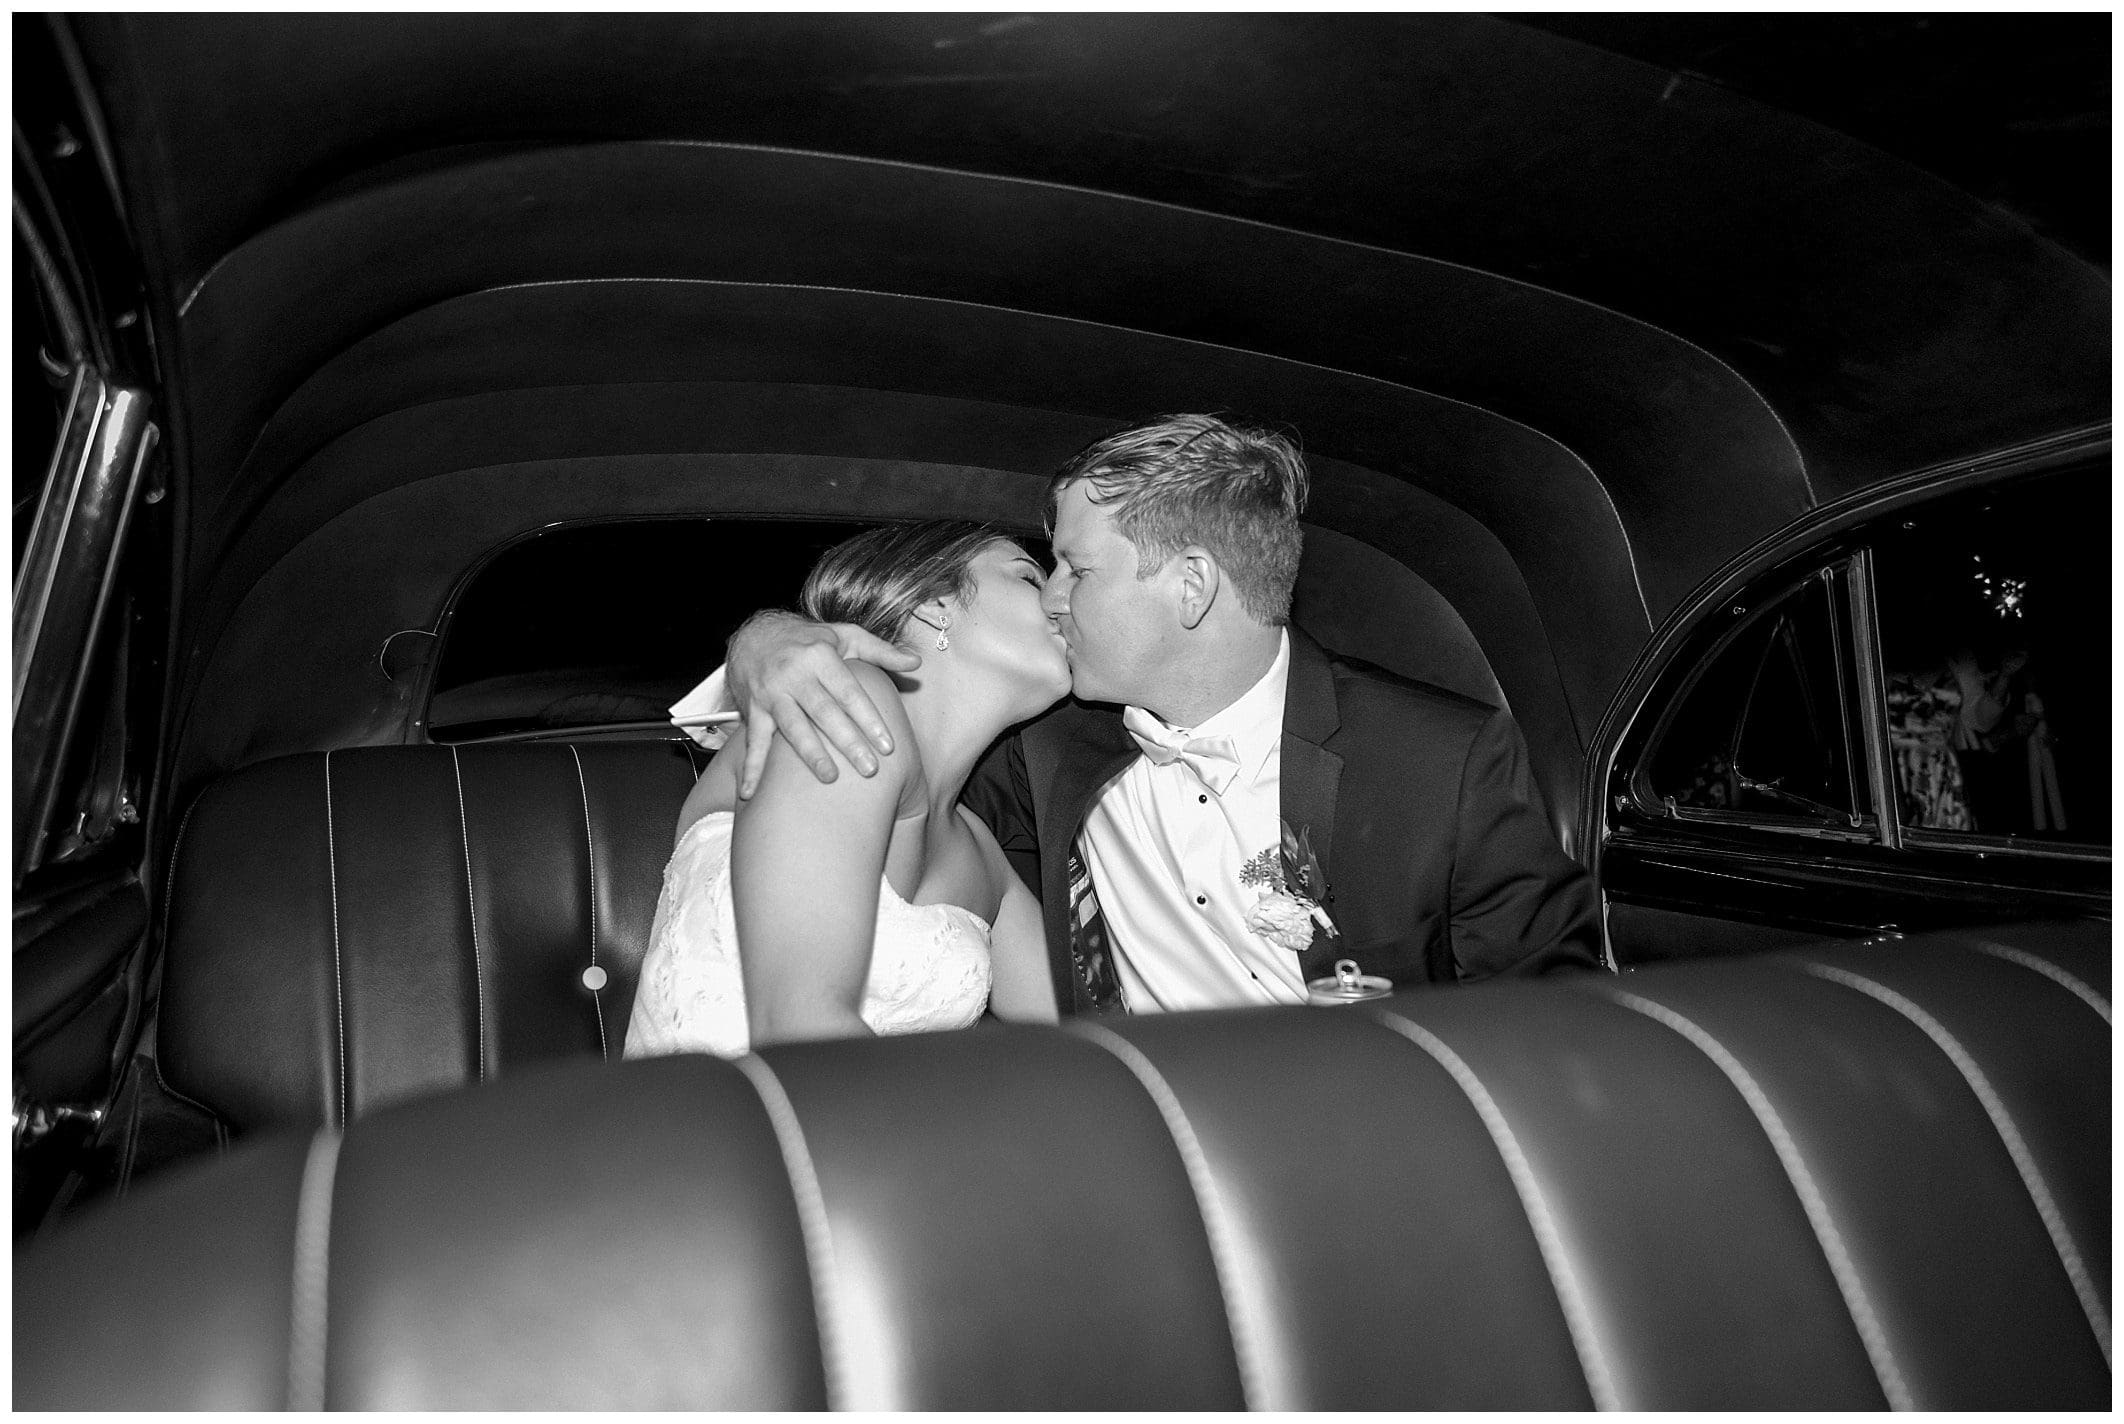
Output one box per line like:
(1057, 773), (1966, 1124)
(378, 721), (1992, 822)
(1198, 794), (1208, 804)
(1195, 894), (1207, 906)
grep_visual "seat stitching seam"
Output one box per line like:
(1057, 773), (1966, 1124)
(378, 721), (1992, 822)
(1367, 1006), (1621, 1409)
(1806, 962), (2111, 1367)
(149, 1052), (227, 1119)
(734, 1054), (847, 1409)
(1067, 1022), (1265, 1409)
(137, 790), (210, 1179)
(1970, 943), (2110, 1024)
(1610, 989), (1909, 1408)
(449, 748), (487, 1081)
(157, 794), (203, 950)
(568, 746), (607, 1061)
(324, 752), (348, 1128)
(287, 1128), (344, 1410)
(118, 1065), (144, 1198)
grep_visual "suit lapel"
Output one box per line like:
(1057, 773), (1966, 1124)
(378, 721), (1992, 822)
(1281, 629), (1343, 878)
(1037, 704), (1139, 855)
(1281, 630), (1345, 980)
(1028, 704), (1139, 956)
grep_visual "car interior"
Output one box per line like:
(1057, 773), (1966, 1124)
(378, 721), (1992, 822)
(13, 14), (2110, 1409)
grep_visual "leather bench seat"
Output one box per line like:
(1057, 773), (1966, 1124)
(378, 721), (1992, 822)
(154, 742), (699, 1136)
(17, 926), (2110, 1408)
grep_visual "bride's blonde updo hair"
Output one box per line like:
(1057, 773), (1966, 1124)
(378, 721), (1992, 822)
(800, 521), (1012, 648)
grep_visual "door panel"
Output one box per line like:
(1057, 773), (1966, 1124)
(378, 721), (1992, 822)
(14, 868), (149, 1236)
(1604, 825), (2108, 966)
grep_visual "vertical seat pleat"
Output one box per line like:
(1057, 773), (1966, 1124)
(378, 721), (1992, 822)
(457, 747), (604, 1068)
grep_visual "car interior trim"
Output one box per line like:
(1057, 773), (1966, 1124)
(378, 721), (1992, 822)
(1610, 988), (1911, 1408)
(1368, 1009), (1620, 1410)
(1894, 829), (2112, 863)
(731, 1052), (849, 1410)
(1844, 547), (1902, 851)
(1804, 961), (2109, 1365)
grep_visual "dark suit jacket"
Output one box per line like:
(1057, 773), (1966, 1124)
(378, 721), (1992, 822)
(962, 629), (1602, 1013)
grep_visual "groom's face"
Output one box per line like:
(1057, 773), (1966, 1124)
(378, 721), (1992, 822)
(1044, 480), (1175, 707)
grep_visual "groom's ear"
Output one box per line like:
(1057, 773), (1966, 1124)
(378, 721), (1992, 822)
(1174, 547), (1219, 630)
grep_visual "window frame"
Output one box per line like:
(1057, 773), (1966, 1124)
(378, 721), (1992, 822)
(1627, 557), (1881, 845)
(1613, 461), (2109, 866)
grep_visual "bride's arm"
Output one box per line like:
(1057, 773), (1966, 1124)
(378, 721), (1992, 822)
(961, 808), (1059, 1024)
(731, 661), (916, 1046)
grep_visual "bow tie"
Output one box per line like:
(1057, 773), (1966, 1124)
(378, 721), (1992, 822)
(1123, 706), (1242, 796)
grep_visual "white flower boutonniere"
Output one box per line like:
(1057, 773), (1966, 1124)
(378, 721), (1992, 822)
(1239, 820), (1338, 953)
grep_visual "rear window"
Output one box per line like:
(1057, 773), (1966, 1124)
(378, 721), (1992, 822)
(427, 518), (875, 741)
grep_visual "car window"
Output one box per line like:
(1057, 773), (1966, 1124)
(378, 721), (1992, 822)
(1644, 566), (1867, 827)
(426, 518), (882, 741)
(1870, 466), (2108, 848)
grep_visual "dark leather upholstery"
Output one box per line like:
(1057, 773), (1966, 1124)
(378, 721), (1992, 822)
(156, 742), (697, 1133)
(18, 927), (2109, 1408)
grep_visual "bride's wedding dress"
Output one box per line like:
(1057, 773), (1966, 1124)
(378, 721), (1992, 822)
(623, 811), (993, 1058)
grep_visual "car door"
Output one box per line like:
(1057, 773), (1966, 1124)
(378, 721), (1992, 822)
(1596, 451), (2109, 967)
(13, 20), (172, 1234)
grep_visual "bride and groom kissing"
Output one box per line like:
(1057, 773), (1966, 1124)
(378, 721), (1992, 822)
(624, 414), (1599, 1058)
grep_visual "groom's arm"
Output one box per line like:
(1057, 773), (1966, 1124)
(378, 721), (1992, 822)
(1448, 708), (1603, 980)
(725, 610), (922, 797)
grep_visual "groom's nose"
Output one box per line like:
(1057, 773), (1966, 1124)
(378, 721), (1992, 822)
(1039, 572), (1068, 615)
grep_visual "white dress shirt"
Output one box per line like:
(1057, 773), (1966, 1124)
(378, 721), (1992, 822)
(1078, 632), (1308, 1011)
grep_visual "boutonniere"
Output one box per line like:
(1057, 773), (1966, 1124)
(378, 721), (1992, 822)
(1239, 819), (1338, 952)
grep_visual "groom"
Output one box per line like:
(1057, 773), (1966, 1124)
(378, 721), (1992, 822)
(726, 415), (1600, 1013)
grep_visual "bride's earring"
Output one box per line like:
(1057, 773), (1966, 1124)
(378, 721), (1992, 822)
(933, 612), (952, 653)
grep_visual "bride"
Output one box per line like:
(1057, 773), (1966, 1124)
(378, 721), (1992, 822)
(624, 522), (1070, 1056)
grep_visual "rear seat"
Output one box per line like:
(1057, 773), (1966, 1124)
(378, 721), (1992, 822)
(31, 744), (2112, 1406)
(100, 742), (698, 1178)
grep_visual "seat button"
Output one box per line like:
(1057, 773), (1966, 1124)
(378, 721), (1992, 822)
(582, 965), (608, 991)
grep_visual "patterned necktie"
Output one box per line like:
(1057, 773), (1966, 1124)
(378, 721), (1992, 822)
(1121, 706), (1242, 796)
(1066, 847), (1128, 1014)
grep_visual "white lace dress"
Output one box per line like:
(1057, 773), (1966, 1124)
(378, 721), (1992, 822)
(623, 811), (993, 1058)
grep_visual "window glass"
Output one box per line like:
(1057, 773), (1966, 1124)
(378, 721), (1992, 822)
(1871, 466), (2108, 846)
(427, 518), (880, 741)
(1646, 568), (1864, 825)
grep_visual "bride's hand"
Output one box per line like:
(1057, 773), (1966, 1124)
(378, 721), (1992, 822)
(726, 611), (923, 798)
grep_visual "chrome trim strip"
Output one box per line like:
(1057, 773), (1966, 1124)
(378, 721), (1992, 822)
(1846, 549), (1900, 850)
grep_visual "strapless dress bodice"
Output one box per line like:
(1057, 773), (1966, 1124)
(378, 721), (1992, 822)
(623, 811), (992, 1059)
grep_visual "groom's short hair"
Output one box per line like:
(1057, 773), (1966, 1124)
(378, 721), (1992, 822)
(1047, 414), (1308, 625)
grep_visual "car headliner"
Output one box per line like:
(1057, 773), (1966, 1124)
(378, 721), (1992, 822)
(54, 13), (2109, 819)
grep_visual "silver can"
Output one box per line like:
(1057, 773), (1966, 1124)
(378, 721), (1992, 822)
(1306, 958), (1393, 1006)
